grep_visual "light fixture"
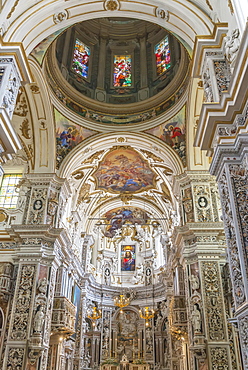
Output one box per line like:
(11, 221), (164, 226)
(114, 294), (130, 309)
(87, 305), (102, 327)
(139, 306), (155, 326)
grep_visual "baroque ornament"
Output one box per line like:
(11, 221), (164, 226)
(104, 0), (120, 11)
(219, 169), (246, 306)
(155, 8), (169, 20)
(201, 262), (226, 341)
(53, 10), (68, 24)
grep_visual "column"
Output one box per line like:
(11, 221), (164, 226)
(1, 231), (60, 370)
(138, 35), (149, 101)
(194, 22), (248, 369)
(172, 171), (241, 370)
(95, 36), (107, 102)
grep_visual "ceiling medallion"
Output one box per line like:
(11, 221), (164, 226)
(155, 8), (169, 21)
(104, 0), (120, 11)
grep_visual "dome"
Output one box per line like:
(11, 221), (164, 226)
(45, 17), (190, 125)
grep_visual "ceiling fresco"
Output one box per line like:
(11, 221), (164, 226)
(31, 28), (67, 65)
(145, 105), (186, 165)
(55, 108), (98, 168)
(93, 147), (157, 194)
(103, 207), (150, 238)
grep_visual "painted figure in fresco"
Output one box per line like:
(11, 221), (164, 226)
(59, 127), (76, 147)
(121, 250), (135, 271)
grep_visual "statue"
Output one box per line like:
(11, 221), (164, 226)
(33, 306), (45, 333)
(191, 305), (201, 333)
(132, 263), (144, 284)
(224, 29), (240, 64)
(190, 274), (200, 291)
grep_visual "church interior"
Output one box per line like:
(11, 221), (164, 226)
(0, 0), (247, 369)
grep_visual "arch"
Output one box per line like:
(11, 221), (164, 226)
(2, 1), (214, 55)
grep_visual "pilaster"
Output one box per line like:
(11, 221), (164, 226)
(172, 171), (241, 370)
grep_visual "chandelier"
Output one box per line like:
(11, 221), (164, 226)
(114, 294), (130, 309)
(87, 305), (102, 327)
(139, 306), (155, 326)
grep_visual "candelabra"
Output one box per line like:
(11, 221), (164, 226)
(114, 294), (130, 310)
(139, 306), (155, 326)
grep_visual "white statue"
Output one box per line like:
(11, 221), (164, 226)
(224, 29), (240, 64)
(132, 263), (144, 284)
(160, 301), (168, 318)
(34, 306), (45, 332)
(191, 305), (201, 333)
(190, 274), (200, 291)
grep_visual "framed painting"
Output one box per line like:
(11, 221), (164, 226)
(121, 245), (136, 272)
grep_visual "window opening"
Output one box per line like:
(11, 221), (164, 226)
(71, 38), (90, 79)
(113, 55), (132, 87)
(154, 36), (171, 76)
(0, 174), (22, 209)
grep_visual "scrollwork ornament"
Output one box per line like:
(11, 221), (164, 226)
(239, 315), (248, 367)
(218, 170), (246, 307)
(210, 347), (229, 369)
(7, 348), (25, 369)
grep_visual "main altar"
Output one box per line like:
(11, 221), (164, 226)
(101, 355), (150, 370)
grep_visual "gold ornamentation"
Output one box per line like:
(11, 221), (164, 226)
(120, 194), (133, 203)
(20, 119), (31, 139)
(7, 0), (19, 19)
(117, 137), (125, 143)
(227, 0), (234, 15)
(30, 84), (39, 93)
(140, 149), (163, 162)
(72, 169), (84, 180)
(82, 150), (104, 164)
(206, 0), (213, 10)
(14, 96), (28, 117)
(0, 210), (7, 223)
(104, 0), (119, 11)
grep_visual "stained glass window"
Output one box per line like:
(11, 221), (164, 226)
(155, 36), (171, 76)
(71, 39), (90, 79)
(0, 174), (22, 209)
(113, 55), (132, 87)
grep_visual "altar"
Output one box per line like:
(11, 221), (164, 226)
(101, 355), (150, 370)
(101, 364), (150, 370)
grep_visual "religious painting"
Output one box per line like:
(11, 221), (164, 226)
(121, 245), (135, 271)
(114, 55), (132, 87)
(155, 36), (171, 75)
(145, 105), (186, 165)
(103, 207), (149, 238)
(55, 109), (96, 168)
(93, 147), (156, 194)
(71, 39), (90, 79)
(71, 284), (81, 339)
(31, 28), (67, 65)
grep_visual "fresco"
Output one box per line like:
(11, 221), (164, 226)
(155, 36), (171, 76)
(93, 148), (156, 194)
(31, 28), (67, 65)
(113, 55), (132, 87)
(145, 105), (186, 165)
(55, 109), (97, 168)
(71, 39), (90, 79)
(121, 245), (136, 271)
(103, 207), (149, 238)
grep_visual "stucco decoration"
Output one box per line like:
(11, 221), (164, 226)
(92, 147), (157, 194)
